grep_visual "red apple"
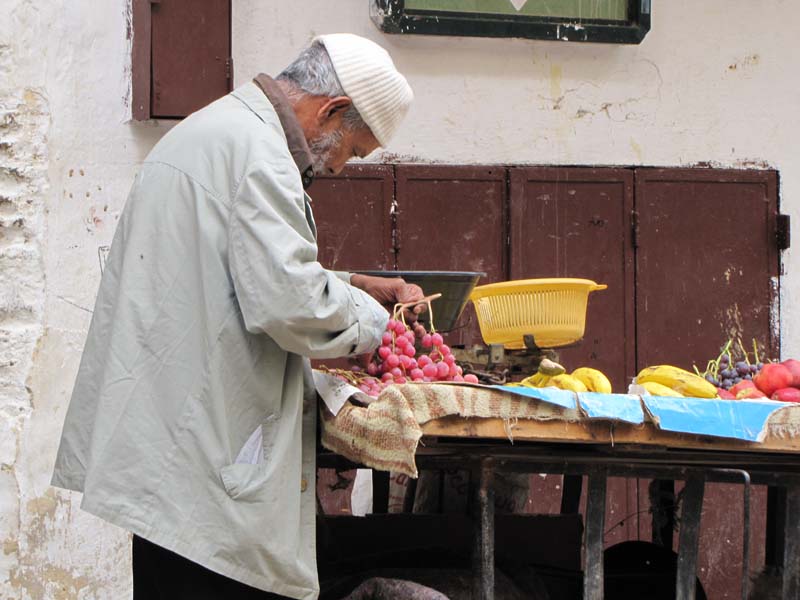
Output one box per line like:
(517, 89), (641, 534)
(754, 363), (793, 397)
(781, 359), (800, 387)
(730, 380), (756, 396)
(736, 387), (766, 400)
(772, 387), (800, 403)
(716, 388), (735, 400)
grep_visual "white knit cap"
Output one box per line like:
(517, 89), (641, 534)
(316, 33), (413, 147)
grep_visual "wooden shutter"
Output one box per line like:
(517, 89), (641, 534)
(634, 168), (780, 369)
(311, 165), (395, 271)
(132, 0), (232, 120)
(509, 167), (635, 392)
(395, 165), (508, 347)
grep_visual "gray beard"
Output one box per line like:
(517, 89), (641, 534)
(308, 129), (343, 175)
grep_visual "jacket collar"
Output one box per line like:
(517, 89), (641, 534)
(251, 74), (315, 190)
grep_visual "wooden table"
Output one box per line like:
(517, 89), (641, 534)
(410, 415), (800, 600)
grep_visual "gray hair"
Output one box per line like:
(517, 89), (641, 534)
(278, 41), (366, 131)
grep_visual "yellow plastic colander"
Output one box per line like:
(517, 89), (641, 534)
(469, 278), (607, 349)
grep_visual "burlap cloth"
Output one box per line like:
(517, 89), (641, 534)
(320, 383), (579, 478)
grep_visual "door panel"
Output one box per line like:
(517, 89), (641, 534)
(311, 165), (395, 272)
(395, 165), (507, 346)
(635, 168), (780, 370)
(509, 167), (635, 392)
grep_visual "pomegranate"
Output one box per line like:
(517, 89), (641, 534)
(754, 363), (793, 397)
(781, 359), (800, 387)
(736, 387), (766, 400)
(772, 387), (800, 403)
(730, 380), (756, 396)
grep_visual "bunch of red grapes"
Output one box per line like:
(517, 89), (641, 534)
(353, 317), (479, 397)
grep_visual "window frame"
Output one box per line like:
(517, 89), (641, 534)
(370, 0), (651, 45)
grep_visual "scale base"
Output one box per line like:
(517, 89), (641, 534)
(452, 335), (582, 385)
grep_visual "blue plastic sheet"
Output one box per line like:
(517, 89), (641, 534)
(577, 393), (645, 424)
(493, 385), (577, 410)
(642, 396), (787, 442)
(491, 385), (791, 442)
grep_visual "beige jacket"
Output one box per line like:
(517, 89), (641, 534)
(51, 81), (388, 599)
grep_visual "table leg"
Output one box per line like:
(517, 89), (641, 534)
(402, 475), (418, 513)
(560, 474), (583, 514)
(767, 486), (787, 569)
(472, 460), (495, 600)
(676, 473), (705, 600)
(584, 470), (607, 600)
(372, 470), (390, 514)
(782, 485), (800, 599)
(651, 479), (676, 549)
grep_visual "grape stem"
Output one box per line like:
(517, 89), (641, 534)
(738, 338), (750, 365)
(392, 293), (441, 334)
(318, 365), (373, 385)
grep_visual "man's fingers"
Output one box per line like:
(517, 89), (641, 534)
(402, 308), (419, 323)
(396, 283), (425, 304)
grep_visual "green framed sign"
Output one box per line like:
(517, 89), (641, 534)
(371, 0), (651, 44)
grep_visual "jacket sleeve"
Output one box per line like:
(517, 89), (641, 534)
(228, 160), (388, 359)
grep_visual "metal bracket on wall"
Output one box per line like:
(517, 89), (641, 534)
(777, 214), (791, 251)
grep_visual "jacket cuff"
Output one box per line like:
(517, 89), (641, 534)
(332, 271), (352, 284)
(347, 287), (389, 355)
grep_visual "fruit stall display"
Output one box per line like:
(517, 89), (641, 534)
(320, 275), (800, 405)
(696, 338), (800, 402)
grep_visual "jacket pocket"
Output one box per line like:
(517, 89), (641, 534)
(219, 463), (267, 501)
(219, 415), (280, 501)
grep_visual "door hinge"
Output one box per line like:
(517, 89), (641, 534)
(630, 210), (640, 249)
(225, 57), (234, 82)
(778, 213), (791, 251)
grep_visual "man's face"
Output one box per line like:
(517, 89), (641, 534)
(303, 95), (382, 176)
(309, 125), (380, 176)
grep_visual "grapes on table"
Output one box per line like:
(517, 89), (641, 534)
(698, 338), (766, 398)
(320, 297), (481, 398)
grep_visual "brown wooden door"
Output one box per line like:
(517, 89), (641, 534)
(509, 167), (636, 392)
(634, 168), (780, 369)
(310, 165), (395, 271)
(634, 168), (780, 600)
(394, 165), (508, 346)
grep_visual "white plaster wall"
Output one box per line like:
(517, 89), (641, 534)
(2, 0), (168, 597)
(0, 0), (798, 597)
(234, 0), (800, 349)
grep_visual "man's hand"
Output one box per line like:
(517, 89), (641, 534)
(350, 274), (426, 321)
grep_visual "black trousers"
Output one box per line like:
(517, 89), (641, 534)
(132, 535), (292, 600)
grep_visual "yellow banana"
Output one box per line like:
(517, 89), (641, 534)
(641, 381), (684, 397)
(636, 365), (716, 398)
(538, 358), (566, 376)
(549, 374), (588, 393)
(521, 372), (545, 387)
(571, 367), (612, 394)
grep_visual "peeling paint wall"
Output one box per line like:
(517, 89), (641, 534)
(0, 50), (48, 600)
(1, 0), (799, 598)
(2, 0), (166, 598)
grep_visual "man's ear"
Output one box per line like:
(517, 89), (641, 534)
(316, 96), (352, 125)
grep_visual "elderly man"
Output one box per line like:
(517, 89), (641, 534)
(52, 34), (422, 599)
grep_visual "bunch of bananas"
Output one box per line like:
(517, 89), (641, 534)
(635, 365), (717, 398)
(519, 359), (612, 394)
